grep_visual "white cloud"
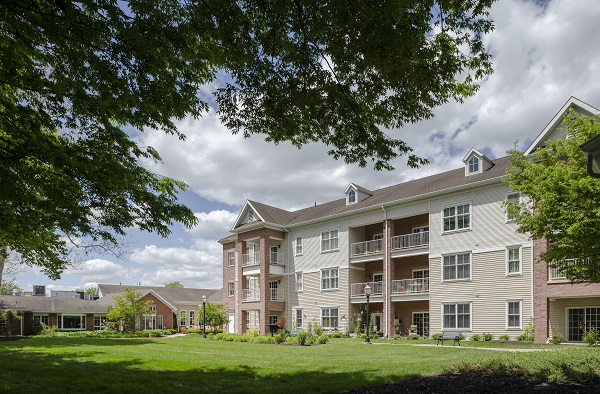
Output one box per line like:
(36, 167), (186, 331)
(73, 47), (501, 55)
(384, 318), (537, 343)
(62, 259), (138, 284)
(185, 210), (238, 239)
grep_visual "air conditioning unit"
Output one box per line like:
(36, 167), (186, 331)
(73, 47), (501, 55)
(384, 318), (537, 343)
(33, 285), (46, 297)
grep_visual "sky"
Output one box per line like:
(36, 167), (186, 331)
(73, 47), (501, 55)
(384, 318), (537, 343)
(9, 0), (600, 293)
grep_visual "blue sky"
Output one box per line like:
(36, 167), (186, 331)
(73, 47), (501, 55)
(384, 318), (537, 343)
(9, 0), (600, 293)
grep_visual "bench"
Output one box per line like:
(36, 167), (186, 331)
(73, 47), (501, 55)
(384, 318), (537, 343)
(437, 331), (461, 346)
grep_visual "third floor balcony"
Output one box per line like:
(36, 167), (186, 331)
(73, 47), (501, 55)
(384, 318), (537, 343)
(242, 251), (286, 276)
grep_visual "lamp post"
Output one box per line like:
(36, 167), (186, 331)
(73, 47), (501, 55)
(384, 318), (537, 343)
(364, 284), (371, 344)
(201, 295), (207, 339)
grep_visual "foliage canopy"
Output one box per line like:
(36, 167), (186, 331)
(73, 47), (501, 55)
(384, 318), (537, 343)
(199, 302), (229, 331)
(106, 288), (153, 332)
(0, 0), (495, 278)
(504, 113), (600, 282)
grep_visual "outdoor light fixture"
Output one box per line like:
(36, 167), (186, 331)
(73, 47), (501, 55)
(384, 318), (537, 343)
(201, 294), (207, 339)
(364, 284), (372, 344)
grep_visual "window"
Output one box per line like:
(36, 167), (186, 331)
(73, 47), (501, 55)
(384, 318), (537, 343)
(33, 314), (49, 326)
(506, 193), (520, 222)
(468, 156), (480, 173)
(443, 253), (471, 281)
(228, 281), (235, 296)
(507, 247), (521, 275)
(443, 303), (471, 330)
(93, 316), (106, 330)
(246, 310), (259, 330)
(295, 272), (303, 292)
(295, 236), (303, 255)
(321, 229), (339, 252)
(321, 308), (339, 329)
(58, 314), (85, 330)
(507, 301), (521, 329)
(568, 307), (600, 341)
(189, 310), (196, 326)
(321, 268), (339, 290)
(228, 251), (235, 266)
(248, 209), (255, 221)
(348, 189), (356, 203)
(443, 203), (471, 232)
(295, 309), (303, 328)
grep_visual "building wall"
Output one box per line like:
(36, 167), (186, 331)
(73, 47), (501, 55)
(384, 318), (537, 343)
(140, 293), (175, 330)
(548, 297), (600, 341)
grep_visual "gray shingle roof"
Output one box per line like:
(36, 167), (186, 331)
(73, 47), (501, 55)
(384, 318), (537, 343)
(97, 284), (222, 304)
(241, 156), (511, 228)
(0, 295), (108, 313)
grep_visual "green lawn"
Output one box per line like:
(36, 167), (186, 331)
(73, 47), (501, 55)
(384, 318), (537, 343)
(1, 336), (599, 393)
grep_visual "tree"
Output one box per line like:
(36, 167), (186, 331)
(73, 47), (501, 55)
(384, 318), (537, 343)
(199, 302), (228, 332)
(164, 281), (184, 288)
(1, 1), (495, 279)
(106, 288), (153, 332)
(504, 112), (600, 282)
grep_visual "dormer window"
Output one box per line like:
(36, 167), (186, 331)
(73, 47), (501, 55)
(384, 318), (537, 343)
(468, 156), (479, 174)
(348, 190), (356, 204)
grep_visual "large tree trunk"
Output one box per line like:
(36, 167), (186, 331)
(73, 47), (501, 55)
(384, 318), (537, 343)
(0, 246), (7, 291)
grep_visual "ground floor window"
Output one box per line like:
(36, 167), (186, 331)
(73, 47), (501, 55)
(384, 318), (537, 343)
(158, 315), (164, 329)
(58, 314), (85, 330)
(568, 307), (600, 341)
(443, 303), (471, 330)
(269, 315), (278, 325)
(189, 310), (196, 326)
(94, 316), (107, 330)
(295, 309), (303, 328)
(33, 314), (49, 326)
(507, 301), (521, 329)
(412, 312), (430, 337)
(246, 310), (260, 331)
(321, 308), (339, 329)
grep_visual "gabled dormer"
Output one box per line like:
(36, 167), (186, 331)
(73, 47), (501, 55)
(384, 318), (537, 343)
(231, 201), (265, 230)
(462, 148), (493, 176)
(344, 183), (372, 205)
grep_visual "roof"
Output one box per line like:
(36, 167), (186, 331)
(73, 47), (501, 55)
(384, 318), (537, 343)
(97, 284), (222, 305)
(0, 295), (108, 313)
(228, 155), (512, 231)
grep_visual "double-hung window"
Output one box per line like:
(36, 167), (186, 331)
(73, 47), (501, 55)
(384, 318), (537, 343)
(295, 236), (303, 255)
(507, 247), (521, 275)
(443, 203), (471, 232)
(228, 251), (235, 267)
(321, 308), (339, 329)
(93, 315), (106, 330)
(443, 303), (471, 330)
(228, 281), (235, 296)
(507, 301), (522, 329)
(505, 193), (520, 222)
(443, 253), (471, 281)
(321, 268), (339, 290)
(468, 156), (480, 174)
(295, 272), (303, 292)
(295, 309), (303, 328)
(321, 229), (339, 252)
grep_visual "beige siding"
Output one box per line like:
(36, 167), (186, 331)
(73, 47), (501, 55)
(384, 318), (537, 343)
(430, 248), (532, 340)
(549, 297), (600, 342)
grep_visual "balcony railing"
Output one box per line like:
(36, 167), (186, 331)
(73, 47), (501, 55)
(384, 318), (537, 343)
(242, 252), (260, 266)
(270, 251), (285, 266)
(391, 278), (429, 295)
(350, 281), (384, 297)
(548, 258), (582, 280)
(242, 288), (260, 301)
(391, 232), (429, 250)
(270, 288), (284, 301)
(351, 239), (384, 257)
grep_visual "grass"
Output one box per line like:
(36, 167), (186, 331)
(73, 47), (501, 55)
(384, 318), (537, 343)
(1, 336), (599, 393)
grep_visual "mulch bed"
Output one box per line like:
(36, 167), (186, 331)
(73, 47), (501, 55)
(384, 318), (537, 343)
(349, 373), (600, 393)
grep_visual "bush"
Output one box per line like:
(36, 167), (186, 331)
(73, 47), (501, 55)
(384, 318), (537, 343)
(408, 334), (421, 340)
(499, 334), (510, 343)
(314, 324), (323, 336)
(274, 334), (282, 344)
(584, 326), (598, 346)
(483, 333), (493, 341)
(318, 334), (329, 344)
(551, 332), (564, 344)
(431, 333), (442, 340)
(296, 330), (307, 346)
(307, 334), (318, 345)
(470, 334), (481, 341)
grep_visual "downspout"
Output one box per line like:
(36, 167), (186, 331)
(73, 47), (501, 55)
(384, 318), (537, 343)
(285, 227), (291, 328)
(381, 206), (388, 338)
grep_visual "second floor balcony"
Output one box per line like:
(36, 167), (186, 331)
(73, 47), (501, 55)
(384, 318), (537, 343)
(242, 288), (285, 302)
(392, 278), (429, 295)
(351, 239), (384, 257)
(350, 281), (384, 297)
(242, 251), (286, 276)
(391, 231), (429, 251)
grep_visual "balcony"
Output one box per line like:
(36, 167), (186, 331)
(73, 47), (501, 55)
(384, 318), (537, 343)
(243, 252), (260, 266)
(270, 288), (284, 301)
(242, 251), (286, 276)
(548, 258), (582, 281)
(242, 288), (260, 302)
(390, 278), (429, 302)
(350, 281), (383, 297)
(351, 239), (384, 257)
(391, 232), (429, 251)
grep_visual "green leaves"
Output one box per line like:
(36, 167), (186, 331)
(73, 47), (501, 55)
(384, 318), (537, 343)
(505, 112), (600, 282)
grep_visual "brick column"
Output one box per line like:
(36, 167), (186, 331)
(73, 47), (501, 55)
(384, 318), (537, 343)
(533, 237), (549, 344)
(236, 240), (246, 334)
(259, 234), (270, 334)
(385, 219), (395, 338)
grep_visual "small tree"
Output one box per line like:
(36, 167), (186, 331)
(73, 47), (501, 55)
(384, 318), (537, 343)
(164, 281), (184, 288)
(199, 302), (228, 332)
(106, 288), (152, 332)
(0, 309), (22, 336)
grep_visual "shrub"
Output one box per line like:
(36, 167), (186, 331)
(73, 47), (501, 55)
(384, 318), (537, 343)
(470, 334), (480, 341)
(483, 333), (493, 341)
(296, 330), (307, 346)
(431, 333), (442, 340)
(274, 334), (282, 344)
(409, 334), (421, 340)
(551, 332), (564, 344)
(168, 328), (177, 334)
(584, 326), (598, 346)
(248, 328), (259, 337)
(285, 336), (295, 345)
(518, 319), (535, 342)
(318, 334), (329, 344)
(499, 334), (510, 343)
(314, 324), (323, 336)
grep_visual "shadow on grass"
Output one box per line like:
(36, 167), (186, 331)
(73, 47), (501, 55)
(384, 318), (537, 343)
(0, 345), (418, 394)
(11, 336), (156, 348)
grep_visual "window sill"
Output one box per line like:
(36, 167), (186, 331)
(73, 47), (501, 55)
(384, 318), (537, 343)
(320, 249), (340, 254)
(441, 228), (472, 236)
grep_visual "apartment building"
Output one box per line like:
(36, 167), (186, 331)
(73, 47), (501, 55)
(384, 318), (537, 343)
(219, 97), (600, 344)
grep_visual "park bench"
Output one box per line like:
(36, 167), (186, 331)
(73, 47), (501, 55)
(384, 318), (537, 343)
(437, 331), (461, 346)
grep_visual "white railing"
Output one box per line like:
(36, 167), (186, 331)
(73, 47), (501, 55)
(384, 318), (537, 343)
(391, 278), (429, 295)
(350, 239), (384, 257)
(270, 251), (285, 266)
(548, 258), (581, 280)
(270, 288), (284, 301)
(350, 281), (384, 297)
(242, 288), (260, 301)
(391, 232), (429, 250)
(242, 252), (260, 266)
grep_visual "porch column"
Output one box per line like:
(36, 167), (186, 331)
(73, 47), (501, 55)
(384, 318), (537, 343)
(533, 237), (549, 344)
(385, 219), (395, 338)
(259, 234), (270, 334)
(236, 240), (246, 334)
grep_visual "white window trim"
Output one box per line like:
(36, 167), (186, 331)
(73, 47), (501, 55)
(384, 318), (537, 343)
(441, 302), (472, 331)
(320, 228), (340, 253)
(295, 309), (303, 328)
(295, 272), (303, 292)
(295, 236), (303, 256)
(228, 281), (235, 297)
(467, 155), (482, 175)
(506, 300), (523, 330)
(320, 267), (340, 291)
(505, 192), (521, 223)
(347, 189), (357, 204)
(506, 246), (522, 276)
(320, 307), (340, 329)
(228, 251), (235, 267)
(441, 201), (472, 234)
(441, 252), (472, 282)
